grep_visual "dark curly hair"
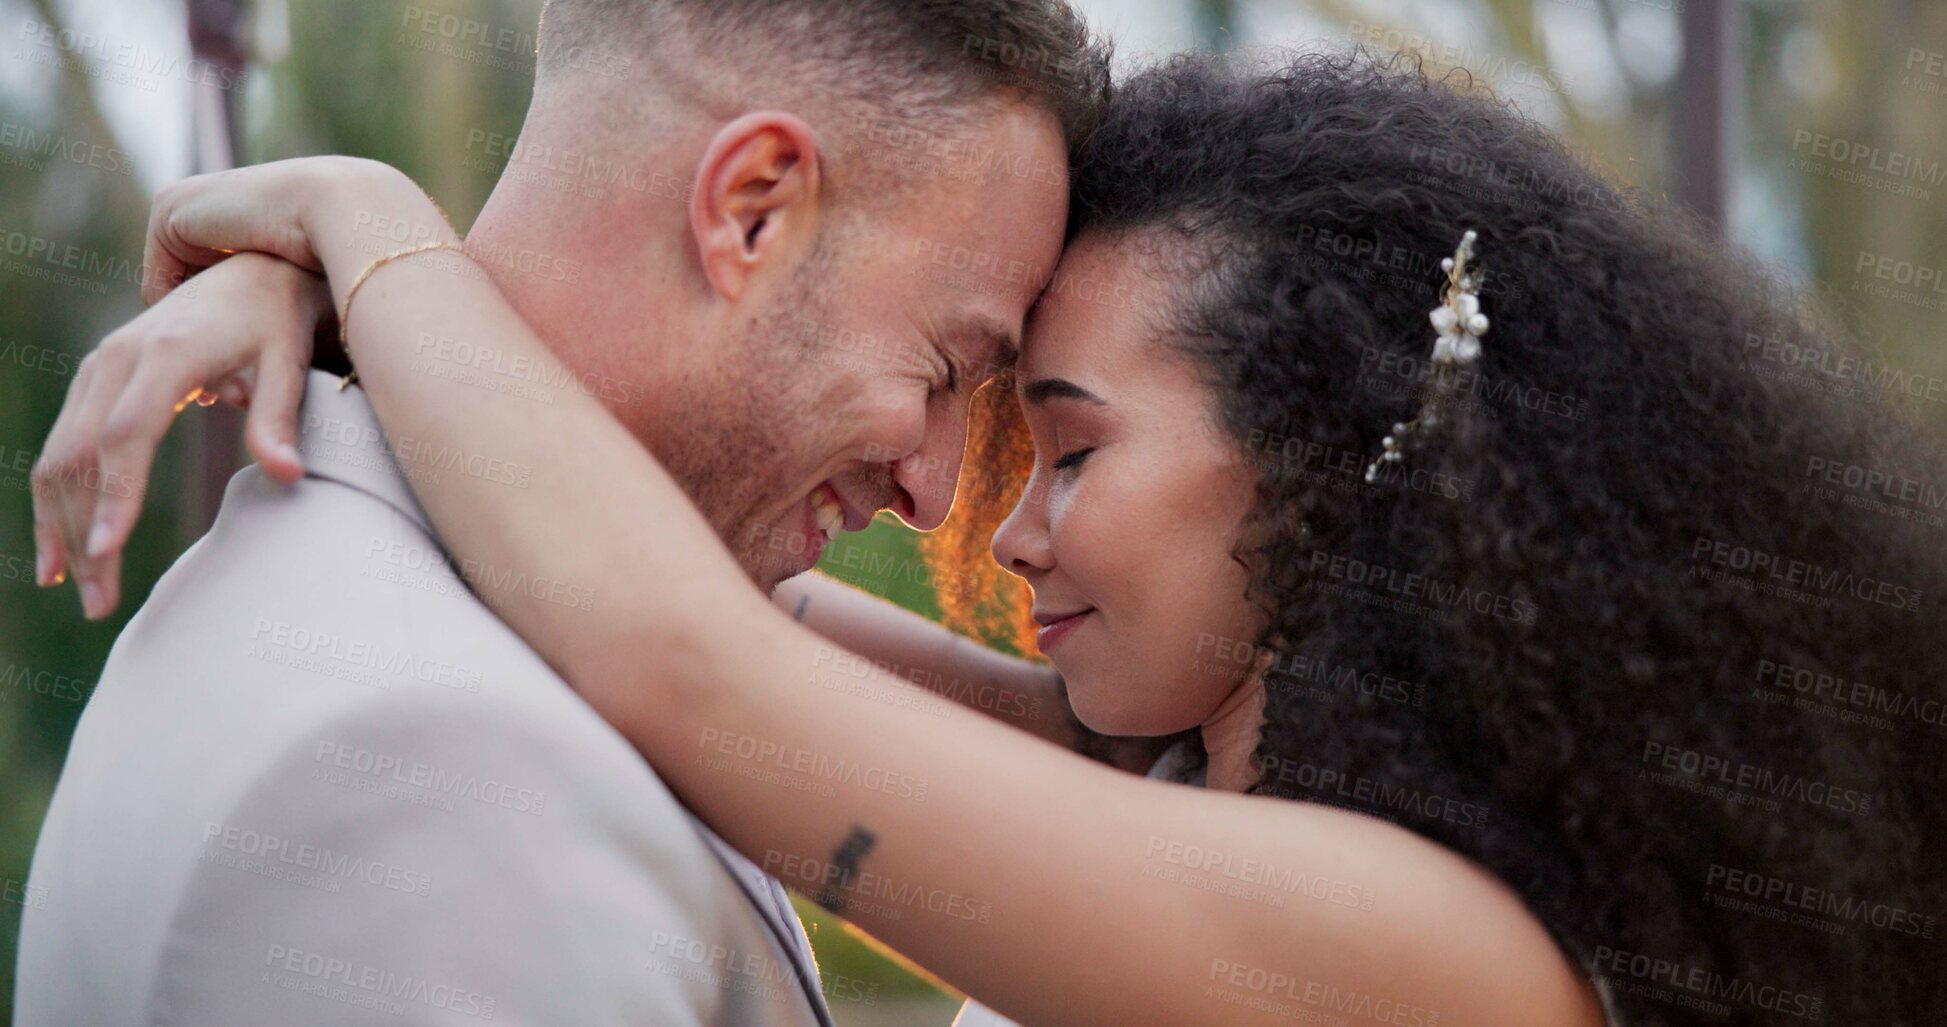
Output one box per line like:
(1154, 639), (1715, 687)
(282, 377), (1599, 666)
(927, 50), (1946, 1024)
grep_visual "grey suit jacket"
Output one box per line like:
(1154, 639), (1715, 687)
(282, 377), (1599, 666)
(17, 372), (833, 1027)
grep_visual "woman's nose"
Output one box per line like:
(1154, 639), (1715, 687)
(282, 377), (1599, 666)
(990, 473), (1053, 577)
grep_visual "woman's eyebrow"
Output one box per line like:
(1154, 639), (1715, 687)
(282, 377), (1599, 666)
(1022, 377), (1107, 406)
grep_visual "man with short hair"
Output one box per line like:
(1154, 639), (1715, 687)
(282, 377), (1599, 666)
(16, 2), (1106, 1022)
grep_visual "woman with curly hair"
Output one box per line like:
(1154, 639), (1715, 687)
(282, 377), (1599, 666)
(42, 50), (1942, 1026)
(934, 50), (1945, 1024)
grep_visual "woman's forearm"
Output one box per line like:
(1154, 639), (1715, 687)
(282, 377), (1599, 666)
(771, 573), (1074, 744)
(771, 575), (1169, 771)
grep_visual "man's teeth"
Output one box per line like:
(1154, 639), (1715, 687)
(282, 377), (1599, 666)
(814, 493), (843, 540)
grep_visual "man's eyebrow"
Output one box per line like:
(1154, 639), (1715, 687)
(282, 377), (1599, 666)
(1022, 377), (1106, 406)
(961, 314), (1020, 372)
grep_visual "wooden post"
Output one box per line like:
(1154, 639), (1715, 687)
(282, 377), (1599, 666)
(1671, 0), (1743, 236)
(178, 0), (250, 541)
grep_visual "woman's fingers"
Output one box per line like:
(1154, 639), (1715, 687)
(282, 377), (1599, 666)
(140, 181), (211, 307)
(44, 252), (330, 618)
(141, 168), (326, 307)
(41, 342), (140, 618)
(88, 340), (214, 568)
(140, 177), (258, 306)
(29, 352), (97, 588)
(245, 350), (308, 484)
(43, 169), (336, 614)
(31, 512), (65, 588)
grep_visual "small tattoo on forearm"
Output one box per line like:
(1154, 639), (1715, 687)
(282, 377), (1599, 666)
(816, 825), (877, 914)
(793, 595), (811, 622)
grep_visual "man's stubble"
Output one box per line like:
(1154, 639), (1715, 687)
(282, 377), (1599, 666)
(655, 264), (843, 591)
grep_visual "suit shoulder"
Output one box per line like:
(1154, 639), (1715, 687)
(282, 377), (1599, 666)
(147, 660), (779, 1025)
(154, 688), (788, 1025)
(121, 465), (613, 718)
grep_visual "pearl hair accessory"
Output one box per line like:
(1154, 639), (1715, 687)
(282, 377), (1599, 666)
(1365, 230), (1489, 484)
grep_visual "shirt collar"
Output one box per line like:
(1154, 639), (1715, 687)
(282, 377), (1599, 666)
(294, 370), (437, 538)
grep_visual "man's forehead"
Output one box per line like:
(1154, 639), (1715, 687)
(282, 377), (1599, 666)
(892, 107), (1069, 277)
(899, 226), (1050, 378)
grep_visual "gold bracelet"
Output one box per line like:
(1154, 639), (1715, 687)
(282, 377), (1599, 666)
(335, 240), (469, 390)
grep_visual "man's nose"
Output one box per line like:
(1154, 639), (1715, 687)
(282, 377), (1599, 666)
(877, 390), (973, 531)
(886, 443), (960, 532)
(873, 382), (974, 530)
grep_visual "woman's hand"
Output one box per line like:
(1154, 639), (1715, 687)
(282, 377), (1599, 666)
(139, 155), (454, 307)
(33, 154), (455, 619)
(33, 253), (332, 618)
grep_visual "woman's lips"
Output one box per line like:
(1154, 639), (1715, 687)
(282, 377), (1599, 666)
(1036, 609), (1093, 651)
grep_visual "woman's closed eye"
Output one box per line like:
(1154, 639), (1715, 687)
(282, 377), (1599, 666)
(1052, 447), (1095, 472)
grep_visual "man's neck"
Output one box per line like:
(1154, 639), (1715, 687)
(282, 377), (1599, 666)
(462, 173), (693, 435)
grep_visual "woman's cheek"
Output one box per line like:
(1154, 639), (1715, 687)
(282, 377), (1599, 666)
(1068, 668), (1187, 737)
(1065, 673), (1129, 735)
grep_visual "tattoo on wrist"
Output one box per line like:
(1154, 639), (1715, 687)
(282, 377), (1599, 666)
(815, 825), (877, 914)
(793, 595), (811, 622)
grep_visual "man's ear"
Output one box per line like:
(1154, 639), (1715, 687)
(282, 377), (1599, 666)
(690, 111), (822, 302)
